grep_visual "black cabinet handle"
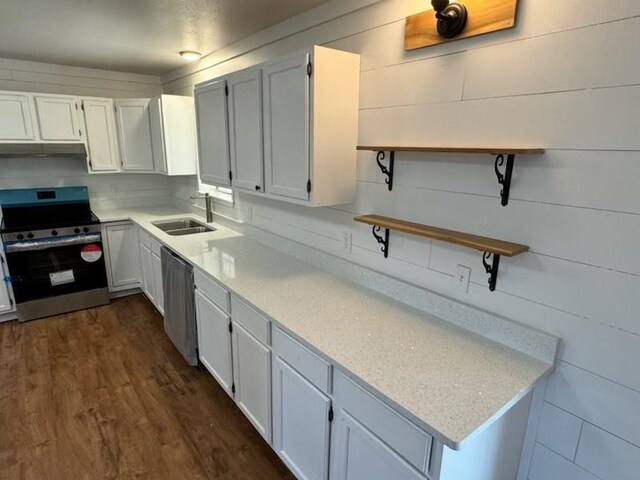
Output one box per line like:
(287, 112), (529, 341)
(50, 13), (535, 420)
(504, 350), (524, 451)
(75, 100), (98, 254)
(255, 185), (261, 191)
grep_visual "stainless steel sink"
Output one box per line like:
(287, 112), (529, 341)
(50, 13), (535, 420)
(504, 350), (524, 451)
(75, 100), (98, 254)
(152, 218), (216, 236)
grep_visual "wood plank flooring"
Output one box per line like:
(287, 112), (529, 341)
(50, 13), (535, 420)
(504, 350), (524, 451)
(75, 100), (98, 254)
(0, 294), (293, 480)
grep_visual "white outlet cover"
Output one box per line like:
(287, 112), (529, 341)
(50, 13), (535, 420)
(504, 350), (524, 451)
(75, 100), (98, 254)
(456, 264), (471, 293)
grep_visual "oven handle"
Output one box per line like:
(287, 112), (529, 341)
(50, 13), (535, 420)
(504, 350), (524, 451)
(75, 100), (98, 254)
(5, 234), (102, 253)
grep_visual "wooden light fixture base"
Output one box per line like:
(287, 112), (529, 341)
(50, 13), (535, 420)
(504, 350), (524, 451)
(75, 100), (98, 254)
(405, 0), (519, 51)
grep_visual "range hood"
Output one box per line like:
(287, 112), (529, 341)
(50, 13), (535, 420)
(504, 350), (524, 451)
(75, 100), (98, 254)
(0, 143), (87, 158)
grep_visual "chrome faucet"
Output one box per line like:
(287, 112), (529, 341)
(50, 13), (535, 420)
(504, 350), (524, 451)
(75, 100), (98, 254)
(190, 192), (214, 223)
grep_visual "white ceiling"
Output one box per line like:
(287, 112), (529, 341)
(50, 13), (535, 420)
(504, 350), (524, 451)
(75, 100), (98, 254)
(0, 0), (331, 76)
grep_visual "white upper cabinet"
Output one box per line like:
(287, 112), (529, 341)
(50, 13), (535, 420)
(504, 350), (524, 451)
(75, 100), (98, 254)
(193, 46), (359, 206)
(0, 92), (35, 141)
(149, 96), (166, 173)
(265, 46), (360, 206)
(114, 99), (155, 172)
(263, 53), (311, 201)
(33, 94), (83, 141)
(82, 97), (120, 172)
(194, 79), (231, 186)
(149, 94), (198, 176)
(228, 68), (264, 193)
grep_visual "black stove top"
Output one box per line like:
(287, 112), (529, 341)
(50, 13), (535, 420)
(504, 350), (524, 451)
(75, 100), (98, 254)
(0, 186), (99, 235)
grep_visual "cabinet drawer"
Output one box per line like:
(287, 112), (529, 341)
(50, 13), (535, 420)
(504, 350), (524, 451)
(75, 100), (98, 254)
(272, 327), (331, 394)
(138, 228), (151, 248)
(333, 371), (433, 475)
(231, 296), (270, 345)
(194, 268), (230, 313)
(150, 237), (162, 257)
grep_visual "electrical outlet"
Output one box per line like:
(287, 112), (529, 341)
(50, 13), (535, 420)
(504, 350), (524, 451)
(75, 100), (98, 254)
(455, 264), (471, 293)
(342, 230), (352, 254)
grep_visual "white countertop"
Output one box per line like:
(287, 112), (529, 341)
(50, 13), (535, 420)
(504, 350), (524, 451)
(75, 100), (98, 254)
(96, 205), (554, 450)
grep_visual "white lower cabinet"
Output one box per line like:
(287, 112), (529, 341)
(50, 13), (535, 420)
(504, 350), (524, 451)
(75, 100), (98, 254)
(330, 372), (433, 480)
(232, 321), (271, 442)
(139, 239), (155, 304)
(189, 271), (533, 480)
(195, 289), (234, 395)
(272, 327), (332, 480)
(151, 251), (164, 315)
(332, 412), (427, 480)
(103, 222), (140, 292)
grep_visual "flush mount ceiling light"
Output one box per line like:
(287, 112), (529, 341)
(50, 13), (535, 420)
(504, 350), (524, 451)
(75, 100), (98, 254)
(179, 50), (202, 61)
(432, 0), (468, 38)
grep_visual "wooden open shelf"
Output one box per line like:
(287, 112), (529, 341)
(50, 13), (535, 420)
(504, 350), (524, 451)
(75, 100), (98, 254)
(357, 146), (545, 155)
(354, 214), (529, 291)
(357, 145), (545, 206)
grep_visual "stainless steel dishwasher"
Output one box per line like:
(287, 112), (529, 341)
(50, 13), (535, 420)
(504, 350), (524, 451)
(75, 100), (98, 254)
(161, 247), (197, 366)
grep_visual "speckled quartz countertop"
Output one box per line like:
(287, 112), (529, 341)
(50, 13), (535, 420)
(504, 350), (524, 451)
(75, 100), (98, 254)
(96, 206), (555, 450)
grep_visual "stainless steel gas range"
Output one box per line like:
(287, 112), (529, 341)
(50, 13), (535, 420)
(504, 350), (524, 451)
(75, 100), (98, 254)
(0, 187), (109, 322)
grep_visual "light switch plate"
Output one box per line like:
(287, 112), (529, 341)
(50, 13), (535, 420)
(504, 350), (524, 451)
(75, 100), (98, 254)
(456, 264), (471, 293)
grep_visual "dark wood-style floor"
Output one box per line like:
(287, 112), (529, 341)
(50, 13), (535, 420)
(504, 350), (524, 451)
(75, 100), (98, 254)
(0, 295), (293, 480)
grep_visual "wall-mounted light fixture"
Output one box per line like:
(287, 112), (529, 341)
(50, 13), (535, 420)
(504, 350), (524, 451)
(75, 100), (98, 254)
(432, 0), (468, 38)
(405, 0), (520, 51)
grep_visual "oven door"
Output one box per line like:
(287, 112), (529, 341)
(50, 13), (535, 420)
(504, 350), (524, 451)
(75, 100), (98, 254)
(5, 234), (108, 304)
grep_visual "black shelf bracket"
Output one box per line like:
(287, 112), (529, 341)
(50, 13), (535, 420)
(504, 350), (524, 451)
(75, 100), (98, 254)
(482, 252), (502, 292)
(376, 151), (395, 191)
(494, 154), (515, 206)
(372, 225), (390, 258)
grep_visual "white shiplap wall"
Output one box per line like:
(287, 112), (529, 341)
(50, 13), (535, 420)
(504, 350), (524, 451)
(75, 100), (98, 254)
(164, 1), (640, 478)
(0, 57), (170, 209)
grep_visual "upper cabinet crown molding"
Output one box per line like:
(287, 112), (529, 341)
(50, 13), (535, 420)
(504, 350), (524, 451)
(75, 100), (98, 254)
(195, 45), (360, 207)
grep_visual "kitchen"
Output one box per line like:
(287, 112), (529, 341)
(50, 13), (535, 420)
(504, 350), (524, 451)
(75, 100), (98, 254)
(0, 1), (638, 480)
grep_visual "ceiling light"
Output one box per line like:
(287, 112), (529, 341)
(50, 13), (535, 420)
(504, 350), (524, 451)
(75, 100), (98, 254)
(179, 50), (202, 62)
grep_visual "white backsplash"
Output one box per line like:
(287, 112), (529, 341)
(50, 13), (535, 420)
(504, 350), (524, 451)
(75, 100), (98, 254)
(0, 157), (175, 210)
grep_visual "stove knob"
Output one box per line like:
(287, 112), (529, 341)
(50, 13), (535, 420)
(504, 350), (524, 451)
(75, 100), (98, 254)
(74, 228), (81, 234)
(83, 227), (90, 233)
(17, 234), (24, 240)
(51, 230), (58, 237)
(27, 232), (34, 239)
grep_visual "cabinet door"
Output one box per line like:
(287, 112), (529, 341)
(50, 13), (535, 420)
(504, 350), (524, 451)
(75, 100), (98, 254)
(149, 96), (167, 174)
(114, 99), (155, 172)
(195, 290), (233, 394)
(263, 53), (310, 201)
(104, 223), (140, 290)
(194, 79), (231, 186)
(151, 252), (164, 315)
(331, 411), (427, 480)
(0, 93), (35, 141)
(34, 95), (82, 141)
(82, 98), (120, 172)
(228, 69), (264, 193)
(0, 253), (14, 314)
(232, 322), (271, 442)
(273, 356), (331, 480)
(139, 243), (155, 303)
